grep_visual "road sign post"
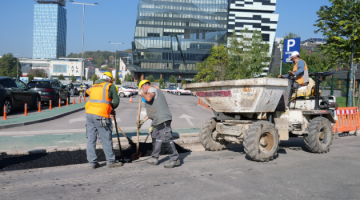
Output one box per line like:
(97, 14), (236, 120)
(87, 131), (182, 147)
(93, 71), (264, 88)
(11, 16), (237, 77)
(283, 38), (301, 64)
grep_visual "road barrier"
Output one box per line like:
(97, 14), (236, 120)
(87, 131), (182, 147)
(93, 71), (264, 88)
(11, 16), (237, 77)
(3, 106), (7, 120)
(38, 102), (41, 113)
(333, 107), (360, 133)
(49, 100), (52, 110)
(24, 103), (28, 116)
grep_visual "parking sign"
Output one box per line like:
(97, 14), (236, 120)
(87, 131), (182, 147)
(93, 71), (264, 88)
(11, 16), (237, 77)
(283, 38), (301, 63)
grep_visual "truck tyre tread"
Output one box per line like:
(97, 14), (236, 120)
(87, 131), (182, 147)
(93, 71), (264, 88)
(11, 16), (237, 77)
(199, 118), (226, 151)
(243, 121), (279, 162)
(304, 117), (333, 153)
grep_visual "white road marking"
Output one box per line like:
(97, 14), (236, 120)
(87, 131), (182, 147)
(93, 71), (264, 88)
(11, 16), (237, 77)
(52, 133), (74, 136)
(179, 114), (194, 126)
(12, 135), (34, 137)
(69, 117), (86, 124)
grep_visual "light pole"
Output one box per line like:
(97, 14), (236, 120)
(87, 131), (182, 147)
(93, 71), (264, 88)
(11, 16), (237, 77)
(14, 54), (22, 79)
(109, 42), (124, 84)
(70, 1), (98, 83)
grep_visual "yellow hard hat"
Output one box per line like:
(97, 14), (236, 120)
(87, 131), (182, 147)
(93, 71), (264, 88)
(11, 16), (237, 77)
(102, 72), (113, 81)
(139, 80), (151, 88)
(115, 85), (119, 94)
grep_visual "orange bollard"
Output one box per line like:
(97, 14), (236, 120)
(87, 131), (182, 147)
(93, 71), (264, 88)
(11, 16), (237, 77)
(198, 99), (200, 105)
(38, 101), (41, 112)
(79, 96), (81, 103)
(3, 106), (7, 120)
(210, 107), (213, 111)
(84, 95), (86, 102)
(49, 100), (52, 110)
(59, 98), (61, 108)
(130, 96), (133, 103)
(66, 97), (69, 106)
(203, 102), (205, 107)
(206, 104), (209, 109)
(24, 103), (28, 116)
(73, 98), (76, 105)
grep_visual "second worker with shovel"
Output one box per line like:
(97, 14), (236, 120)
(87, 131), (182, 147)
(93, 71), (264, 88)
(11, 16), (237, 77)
(137, 80), (180, 168)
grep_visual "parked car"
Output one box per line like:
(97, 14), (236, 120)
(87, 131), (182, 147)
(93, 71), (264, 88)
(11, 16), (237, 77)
(0, 77), (41, 116)
(117, 85), (133, 98)
(175, 86), (192, 95)
(28, 79), (70, 105)
(70, 83), (89, 96)
(127, 86), (138, 95)
(168, 86), (177, 94)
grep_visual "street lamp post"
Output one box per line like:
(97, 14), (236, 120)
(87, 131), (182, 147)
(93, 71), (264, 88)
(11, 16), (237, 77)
(14, 54), (22, 79)
(109, 42), (124, 84)
(70, 1), (98, 83)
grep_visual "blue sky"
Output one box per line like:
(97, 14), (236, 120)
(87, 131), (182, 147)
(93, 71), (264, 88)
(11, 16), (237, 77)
(0, 0), (331, 58)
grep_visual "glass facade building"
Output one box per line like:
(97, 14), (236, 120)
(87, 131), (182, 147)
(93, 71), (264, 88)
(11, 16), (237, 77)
(33, 2), (67, 59)
(131, 0), (229, 81)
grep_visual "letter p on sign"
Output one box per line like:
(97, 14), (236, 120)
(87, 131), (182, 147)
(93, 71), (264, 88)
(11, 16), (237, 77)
(287, 39), (295, 51)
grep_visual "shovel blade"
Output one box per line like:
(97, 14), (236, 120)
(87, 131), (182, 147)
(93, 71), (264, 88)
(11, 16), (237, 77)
(128, 151), (142, 163)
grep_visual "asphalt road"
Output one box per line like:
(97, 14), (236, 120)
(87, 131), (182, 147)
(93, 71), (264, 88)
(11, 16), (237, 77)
(3, 92), (212, 133)
(1, 135), (359, 200)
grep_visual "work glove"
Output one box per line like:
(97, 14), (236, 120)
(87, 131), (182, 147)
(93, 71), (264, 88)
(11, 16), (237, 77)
(138, 88), (144, 96)
(137, 119), (146, 129)
(110, 110), (116, 116)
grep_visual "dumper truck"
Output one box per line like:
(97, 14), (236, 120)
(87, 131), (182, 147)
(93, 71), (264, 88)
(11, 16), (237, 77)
(183, 72), (337, 162)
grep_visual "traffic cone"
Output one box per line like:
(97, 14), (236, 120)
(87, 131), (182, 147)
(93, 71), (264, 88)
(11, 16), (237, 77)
(130, 96), (133, 103)
(24, 103), (28, 116)
(3, 106), (7, 120)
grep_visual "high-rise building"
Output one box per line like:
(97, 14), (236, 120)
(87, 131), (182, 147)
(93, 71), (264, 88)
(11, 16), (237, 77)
(131, 0), (279, 81)
(228, 0), (279, 74)
(131, 0), (229, 82)
(33, 0), (67, 59)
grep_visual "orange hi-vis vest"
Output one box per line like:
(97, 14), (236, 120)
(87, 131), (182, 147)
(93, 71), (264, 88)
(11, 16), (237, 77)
(85, 82), (113, 118)
(292, 59), (309, 85)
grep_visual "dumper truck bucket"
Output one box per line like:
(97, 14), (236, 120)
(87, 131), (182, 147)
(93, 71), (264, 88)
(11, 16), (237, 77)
(183, 78), (289, 113)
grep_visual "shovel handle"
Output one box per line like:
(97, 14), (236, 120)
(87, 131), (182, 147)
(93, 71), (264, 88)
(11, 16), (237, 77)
(136, 96), (141, 150)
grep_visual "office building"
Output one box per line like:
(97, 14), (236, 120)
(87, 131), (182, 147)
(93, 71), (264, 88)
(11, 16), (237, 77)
(131, 0), (229, 82)
(33, 0), (67, 59)
(131, 0), (279, 81)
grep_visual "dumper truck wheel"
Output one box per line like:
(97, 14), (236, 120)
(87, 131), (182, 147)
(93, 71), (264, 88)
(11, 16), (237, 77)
(199, 118), (227, 151)
(243, 121), (279, 162)
(304, 117), (333, 153)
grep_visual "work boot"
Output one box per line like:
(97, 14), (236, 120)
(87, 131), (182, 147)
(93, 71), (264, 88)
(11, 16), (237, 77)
(107, 162), (123, 168)
(164, 160), (180, 168)
(89, 163), (100, 170)
(145, 157), (159, 165)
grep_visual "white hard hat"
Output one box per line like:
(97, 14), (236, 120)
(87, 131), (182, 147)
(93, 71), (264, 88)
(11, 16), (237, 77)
(291, 51), (300, 58)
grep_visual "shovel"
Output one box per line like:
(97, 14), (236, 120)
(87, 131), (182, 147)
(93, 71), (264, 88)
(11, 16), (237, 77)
(113, 113), (125, 163)
(128, 96), (143, 162)
(116, 125), (136, 148)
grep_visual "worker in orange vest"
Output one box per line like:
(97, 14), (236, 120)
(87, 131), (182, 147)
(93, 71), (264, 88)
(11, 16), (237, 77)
(279, 51), (309, 88)
(85, 72), (121, 169)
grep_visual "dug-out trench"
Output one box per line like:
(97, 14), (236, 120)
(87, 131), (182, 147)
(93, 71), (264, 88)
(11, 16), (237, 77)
(0, 140), (189, 171)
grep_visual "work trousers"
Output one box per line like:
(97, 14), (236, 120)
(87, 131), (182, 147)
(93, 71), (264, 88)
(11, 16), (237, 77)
(151, 121), (179, 161)
(86, 114), (115, 166)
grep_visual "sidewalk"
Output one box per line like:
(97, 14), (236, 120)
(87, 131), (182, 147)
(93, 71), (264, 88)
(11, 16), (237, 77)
(0, 102), (86, 129)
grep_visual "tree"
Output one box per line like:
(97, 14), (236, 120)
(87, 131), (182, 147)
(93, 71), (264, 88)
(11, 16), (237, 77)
(314, 0), (360, 66)
(82, 76), (86, 81)
(70, 74), (77, 82)
(109, 55), (114, 62)
(159, 78), (165, 89)
(148, 74), (155, 82)
(181, 79), (187, 85)
(27, 73), (34, 82)
(124, 73), (133, 82)
(0, 53), (22, 78)
(169, 75), (177, 83)
(226, 29), (270, 80)
(194, 44), (229, 82)
(92, 74), (99, 84)
(58, 74), (65, 80)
